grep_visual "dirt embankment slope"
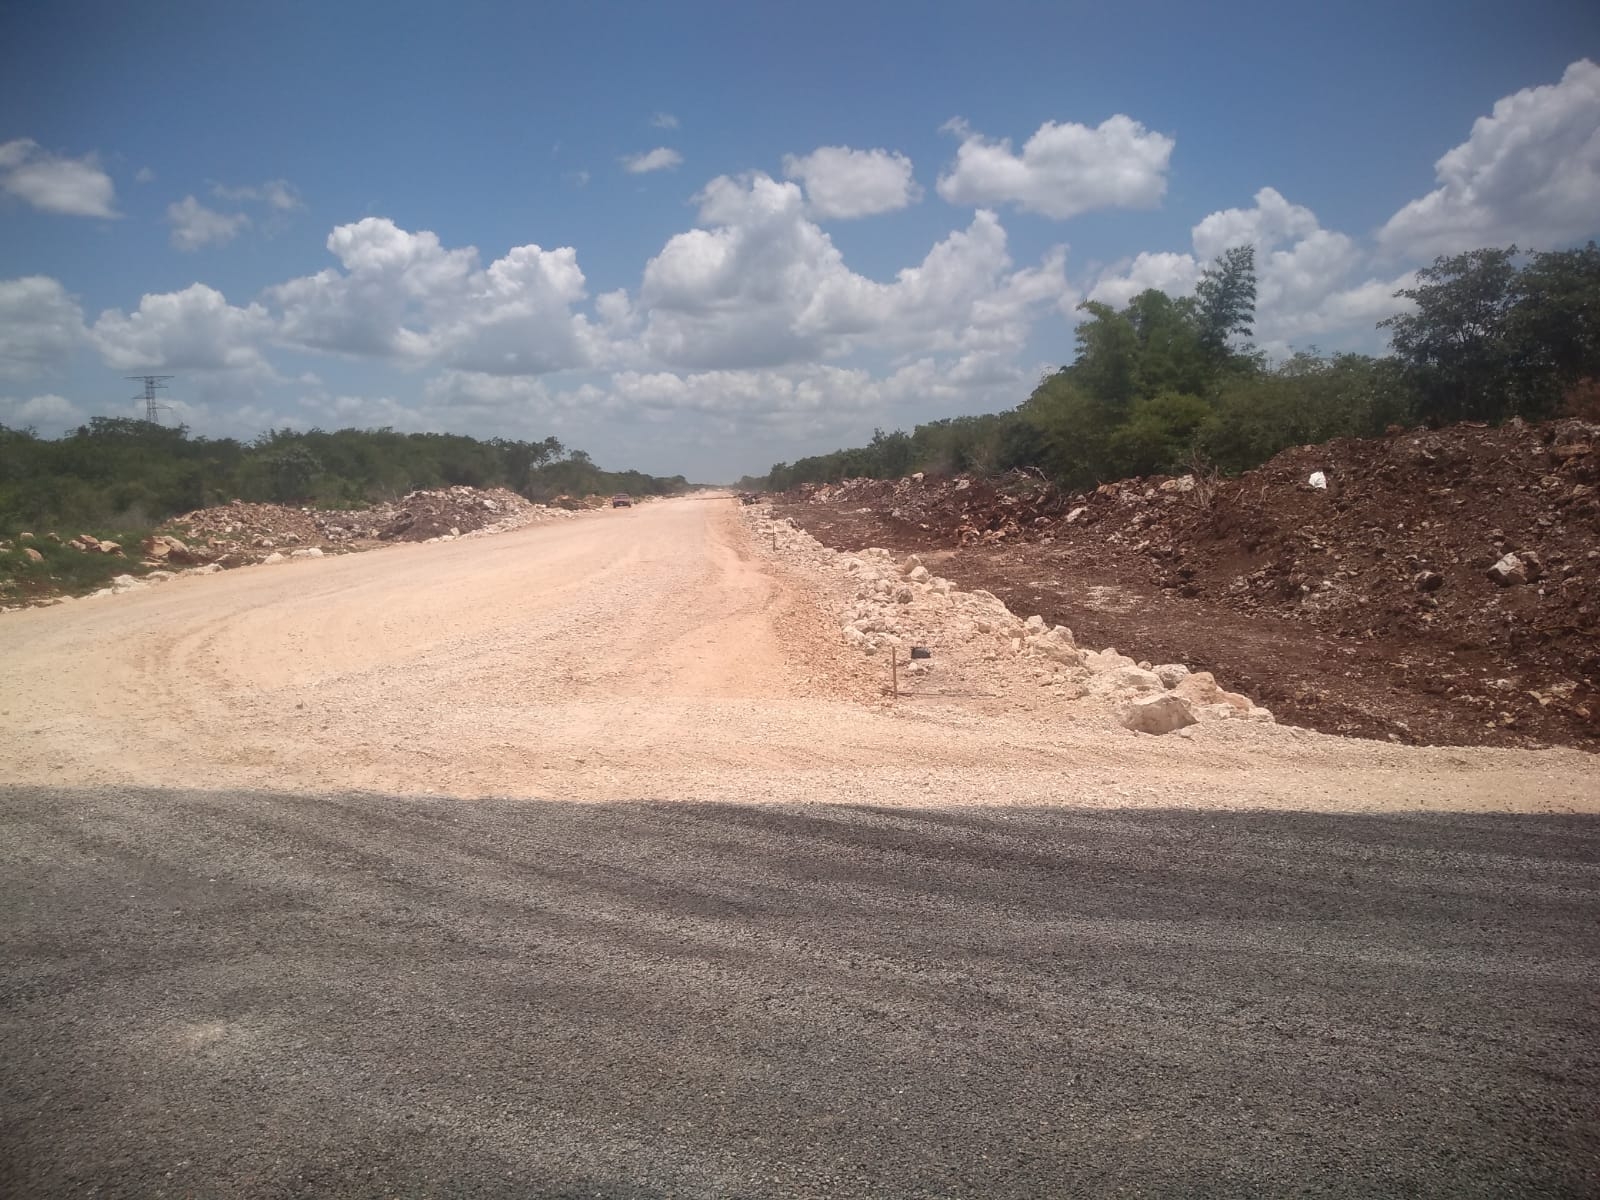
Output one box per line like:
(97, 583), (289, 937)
(778, 418), (1599, 751)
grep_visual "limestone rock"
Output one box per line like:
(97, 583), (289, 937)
(1487, 553), (1528, 586)
(1109, 664), (1163, 691)
(1173, 671), (1224, 706)
(23, 547), (43, 563)
(1153, 663), (1190, 688)
(1122, 693), (1199, 735)
(1083, 648), (1137, 674)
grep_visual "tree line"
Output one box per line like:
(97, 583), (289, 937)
(743, 242), (1600, 493)
(0, 421), (690, 534)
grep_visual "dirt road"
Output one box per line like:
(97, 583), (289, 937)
(2, 495), (1598, 1196)
(0, 496), (1593, 811)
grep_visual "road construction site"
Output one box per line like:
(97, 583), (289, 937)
(1, 492), (1596, 1196)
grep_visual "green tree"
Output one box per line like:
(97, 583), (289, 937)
(1507, 242), (1600, 414)
(1105, 391), (1213, 477)
(265, 446), (322, 503)
(1070, 301), (1141, 416)
(1194, 244), (1258, 360)
(1380, 246), (1520, 423)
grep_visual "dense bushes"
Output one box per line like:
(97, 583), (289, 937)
(0, 421), (688, 535)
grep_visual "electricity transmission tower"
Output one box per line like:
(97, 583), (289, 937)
(127, 375), (175, 424)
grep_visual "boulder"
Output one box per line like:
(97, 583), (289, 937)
(1487, 553), (1528, 586)
(1083, 648), (1138, 674)
(1153, 663), (1190, 688)
(290, 547), (324, 559)
(1026, 625), (1082, 666)
(1413, 570), (1445, 593)
(1173, 671), (1224, 706)
(899, 554), (923, 575)
(23, 547), (43, 563)
(907, 565), (931, 584)
(1109, 664), (1163, 691)
(1122, 693), (1199, 735)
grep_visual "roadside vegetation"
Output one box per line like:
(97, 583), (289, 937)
(0, 423), (689, 536)
(741, 242), (1600, 492)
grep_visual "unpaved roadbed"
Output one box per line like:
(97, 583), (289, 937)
(0, 495), (1593, 811)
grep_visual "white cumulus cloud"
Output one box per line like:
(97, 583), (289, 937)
(91, 283), (273, 371)
(637, 172), (1071, 372)
(936, 114), (1174, 219)
(167, 195), (251, 251)
(622, 147), (684, 174)
(1380, 58), (1600, 258)
(0, 138), (118, 218)
(782, 146), (922, 219)
(0, 276), (86, 379)
(267, 217), (601, 375)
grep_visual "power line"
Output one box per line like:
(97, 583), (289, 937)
(127, 375), (175, 424)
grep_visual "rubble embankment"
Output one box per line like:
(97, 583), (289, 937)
(2, 486), (584, 609)
(745, 505), (1275, 738)
(776, 417), (1599, 749)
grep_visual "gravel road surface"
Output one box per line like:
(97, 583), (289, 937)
(3, 787), (1598, 1198)
(2, 495), (1597, 1195)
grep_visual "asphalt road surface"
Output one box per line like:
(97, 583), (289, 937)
(3, 786), (1597, 1197)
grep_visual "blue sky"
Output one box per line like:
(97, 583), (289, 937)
(3, 0), (1598, 480)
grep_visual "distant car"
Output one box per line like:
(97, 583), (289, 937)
(611, 494), (632, 508)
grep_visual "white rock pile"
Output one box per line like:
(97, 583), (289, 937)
(749, 506), (1272, 736)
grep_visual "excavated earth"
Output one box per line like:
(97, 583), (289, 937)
(777, 418), (1599, 751)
